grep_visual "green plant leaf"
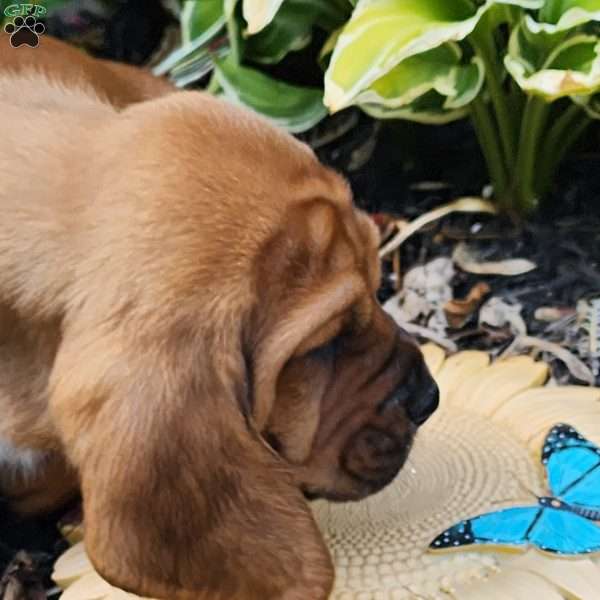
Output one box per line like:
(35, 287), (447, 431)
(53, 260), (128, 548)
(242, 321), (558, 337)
(531, 0), (600, 32)
(444, 56), (486, 108)
(323, 0), (543, 112)
(243, 0), (285, 33)
(319, 27), (343, 69)
(225, 0), (244, 63)
(358, 44), (462, 107)
(181, 0), (225, 45)
(505, 22), (600, 100)
(361, 91), (470, 123)
(214, 55), (327, 132)
(573, 91), (600, 116)
(359, 51), (484, 122)
(355, 43), (483, 107)
(153, 1), (225, 76)
(245, 0), (348, 64)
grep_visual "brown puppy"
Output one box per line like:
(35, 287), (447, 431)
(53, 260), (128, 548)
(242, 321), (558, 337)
(0, 38), (438, 599)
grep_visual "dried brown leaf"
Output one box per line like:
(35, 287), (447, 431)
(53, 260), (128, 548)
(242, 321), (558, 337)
(444, 282), (491, 329)
(0, 552), (45, 600)
(453, 242), (537, 276)
(379, 197), (496, 258)
(479, 297), (527, 336)
(534, 307), (576, 322)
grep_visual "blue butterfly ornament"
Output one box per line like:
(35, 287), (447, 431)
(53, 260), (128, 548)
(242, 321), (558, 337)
(429, 423), (600, 556)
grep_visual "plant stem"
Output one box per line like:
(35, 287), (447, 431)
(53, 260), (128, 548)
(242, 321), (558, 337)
(470, 96), (509, 204)
(470, 30), (518, 173)
(537, 103), (592, 197)
(206, 70), (221, 93)
(514, 96), (550, 213)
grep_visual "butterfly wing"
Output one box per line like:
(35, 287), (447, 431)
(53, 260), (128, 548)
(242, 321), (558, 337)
(429, 507), (540, 551)
(542, 424), (600, 507)
(542, 423), (598, 460)
(430, 505), (600, 555)
(528, 507), (600, 555)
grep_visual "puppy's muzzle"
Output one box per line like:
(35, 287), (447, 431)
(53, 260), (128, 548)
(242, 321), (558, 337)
(342, 360), (439, 493)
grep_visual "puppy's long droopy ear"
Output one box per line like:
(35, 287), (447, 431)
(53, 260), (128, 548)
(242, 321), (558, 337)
(49, 317), (333, 600)
(252, 201), (368, 431)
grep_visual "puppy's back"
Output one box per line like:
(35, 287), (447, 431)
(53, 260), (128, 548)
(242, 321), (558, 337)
(0, 71), (115, 317)
(0, 35), (174, 108)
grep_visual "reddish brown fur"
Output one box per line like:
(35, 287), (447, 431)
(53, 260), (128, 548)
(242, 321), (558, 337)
(0, 37), (435, 599)
(0, 34), (173, 106)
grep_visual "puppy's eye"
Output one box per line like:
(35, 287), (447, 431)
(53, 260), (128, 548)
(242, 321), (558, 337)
(264, 431), (283, 453)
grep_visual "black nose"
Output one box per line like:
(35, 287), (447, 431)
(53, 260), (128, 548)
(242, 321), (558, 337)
(380, 362), (439, 426)
(407, 374), (439, 425)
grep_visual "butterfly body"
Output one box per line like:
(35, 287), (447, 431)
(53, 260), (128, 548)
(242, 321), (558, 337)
(430, 424), (600, 556)
(537, 496), (600, 521)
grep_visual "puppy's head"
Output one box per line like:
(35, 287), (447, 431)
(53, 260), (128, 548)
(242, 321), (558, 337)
(49, 92), (437, 599)
(250, 186), (438, 503)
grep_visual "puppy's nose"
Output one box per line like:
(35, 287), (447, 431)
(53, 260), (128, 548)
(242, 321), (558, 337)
(407, 373), (439, 425)
(380, 362), (439, 426)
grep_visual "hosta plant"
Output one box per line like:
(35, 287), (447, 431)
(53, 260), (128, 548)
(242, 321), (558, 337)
(154, 0), (351, 132)
(156, 0), (600, 216)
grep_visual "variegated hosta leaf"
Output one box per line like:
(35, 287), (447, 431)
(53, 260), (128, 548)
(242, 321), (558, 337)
(362, 90), (470, 124)
(355, 44), (460, 107)
(573, 91), (600, 116)
(245, 0), (348, 64)
(153, 0), (225, 76)
(243, 0), (285, 34)
(505, 22), (600, 100)
(359, 43), (484, 107)
(323, 0), (543, 112)
(445, 55), (486, 108)
(529, 0), (600, 33)
(359, 47), (484, 124)
(182, 0), (224, 45)
(319, 27), (343, 69)
(213, 56), (327, 132)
